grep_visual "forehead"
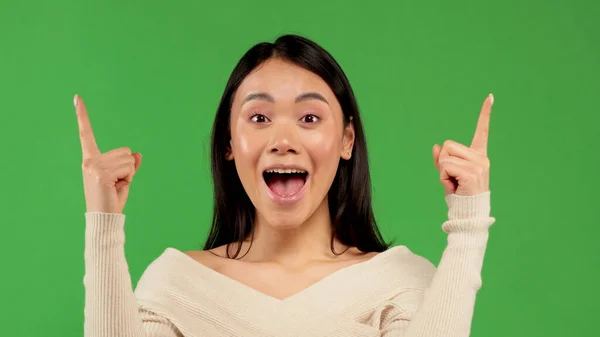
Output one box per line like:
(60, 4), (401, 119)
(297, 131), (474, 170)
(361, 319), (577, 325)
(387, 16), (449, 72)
(233, 58), (337, 103)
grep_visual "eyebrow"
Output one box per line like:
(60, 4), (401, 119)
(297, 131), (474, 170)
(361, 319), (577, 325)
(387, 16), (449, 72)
(242, 92), (329, 105)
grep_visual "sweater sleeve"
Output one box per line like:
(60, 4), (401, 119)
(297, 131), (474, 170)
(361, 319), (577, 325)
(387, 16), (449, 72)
(83, 213), (182, 337)
(382, 191), (495, 337)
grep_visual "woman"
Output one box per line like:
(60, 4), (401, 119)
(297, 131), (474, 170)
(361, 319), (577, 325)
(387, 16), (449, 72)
(77, 34), (495, 337)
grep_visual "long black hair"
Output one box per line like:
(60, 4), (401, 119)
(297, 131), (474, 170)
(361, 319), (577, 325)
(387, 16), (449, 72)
(203, 34), (392, 258)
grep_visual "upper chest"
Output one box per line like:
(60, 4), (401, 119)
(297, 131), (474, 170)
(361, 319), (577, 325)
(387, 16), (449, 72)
(177, 246), (428, 308)
(207, 253), (378, 301)
(133, 246), (430, 336)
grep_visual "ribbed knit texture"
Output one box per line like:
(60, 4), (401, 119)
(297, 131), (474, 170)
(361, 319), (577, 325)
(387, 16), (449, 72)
(83, 192), (495, 337)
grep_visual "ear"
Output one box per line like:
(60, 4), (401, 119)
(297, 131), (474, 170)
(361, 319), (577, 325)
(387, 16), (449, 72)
(341, 117), (355, 160)
(226, 139), (234, 161)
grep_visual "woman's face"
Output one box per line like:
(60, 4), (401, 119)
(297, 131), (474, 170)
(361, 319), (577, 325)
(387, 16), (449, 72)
(228, 58), (354, 229)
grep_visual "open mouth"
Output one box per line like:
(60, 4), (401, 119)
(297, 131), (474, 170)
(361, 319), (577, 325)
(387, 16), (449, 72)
(263, 168), (309, 198)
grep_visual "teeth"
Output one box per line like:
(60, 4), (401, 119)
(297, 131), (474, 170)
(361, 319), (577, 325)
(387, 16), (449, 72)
(265, 168), (307, 174)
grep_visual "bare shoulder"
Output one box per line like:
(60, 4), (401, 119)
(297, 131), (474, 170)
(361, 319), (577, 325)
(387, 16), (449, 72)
(343, 246), (380, 262)
(183, 245), (230, 271)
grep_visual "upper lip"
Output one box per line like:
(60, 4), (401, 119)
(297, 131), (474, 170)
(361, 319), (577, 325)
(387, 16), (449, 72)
(262, 164), (309, 174)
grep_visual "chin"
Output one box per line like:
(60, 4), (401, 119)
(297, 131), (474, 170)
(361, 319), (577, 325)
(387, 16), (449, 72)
(260, 206), (311, 230)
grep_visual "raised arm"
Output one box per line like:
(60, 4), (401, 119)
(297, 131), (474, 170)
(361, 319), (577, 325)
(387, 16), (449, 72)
(75, 95), (180, 337)
(84, 213), (181, 337)
(383, 94), (496, 337)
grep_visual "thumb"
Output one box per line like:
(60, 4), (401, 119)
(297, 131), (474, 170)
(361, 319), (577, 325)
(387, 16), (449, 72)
(133, 152), (142, 173)
(117, 184), (130, 203)
(432, 144), (442, 171)
(440, 173), (457, 195)
(116, 152), (141, 206)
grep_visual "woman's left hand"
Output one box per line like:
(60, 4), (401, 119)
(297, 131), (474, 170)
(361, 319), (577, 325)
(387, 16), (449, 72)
(433, 94), (493, 197)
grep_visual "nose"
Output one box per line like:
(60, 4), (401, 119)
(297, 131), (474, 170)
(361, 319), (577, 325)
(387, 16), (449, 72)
(268, 120), (299, 155)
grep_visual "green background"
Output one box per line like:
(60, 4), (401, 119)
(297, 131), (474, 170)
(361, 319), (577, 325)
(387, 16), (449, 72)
(0, 0), (598, 336)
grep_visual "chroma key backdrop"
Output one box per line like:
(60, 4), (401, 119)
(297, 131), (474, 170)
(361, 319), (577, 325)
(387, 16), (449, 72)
(0, 0), (597, 336)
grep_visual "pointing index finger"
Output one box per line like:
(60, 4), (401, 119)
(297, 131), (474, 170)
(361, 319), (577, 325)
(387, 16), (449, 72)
(74, 95), (101, 159)
(470, 93), (493, 155)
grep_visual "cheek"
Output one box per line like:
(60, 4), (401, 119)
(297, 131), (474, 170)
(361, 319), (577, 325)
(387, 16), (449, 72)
(231, 120), (256, 156)
(305, 129), (341, 170)
(236, 132), (252, 154)
(232, 125), (263, 182)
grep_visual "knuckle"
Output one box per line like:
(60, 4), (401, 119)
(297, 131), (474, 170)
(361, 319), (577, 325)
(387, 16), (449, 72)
(94, 170), (105, 180)
(470, 165), (484, 177)
(81, 158), (95, 170)
(94, 165), (107, 177)
(443, 139), (454, 148)
(82, 157), (108, 178)
(110, 147), (131, 155)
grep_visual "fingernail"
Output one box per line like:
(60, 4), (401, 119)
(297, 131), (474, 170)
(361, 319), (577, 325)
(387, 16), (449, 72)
(73, 94), (79, 107)
(489, 93), (494, 105)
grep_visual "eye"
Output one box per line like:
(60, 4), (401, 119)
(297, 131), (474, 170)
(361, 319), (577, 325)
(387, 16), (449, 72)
(300, 114), (319, 124)
(250, 114), (270, 123)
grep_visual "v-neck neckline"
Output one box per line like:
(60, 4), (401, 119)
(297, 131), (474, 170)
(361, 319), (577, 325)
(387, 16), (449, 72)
(164, 245), (405, 304)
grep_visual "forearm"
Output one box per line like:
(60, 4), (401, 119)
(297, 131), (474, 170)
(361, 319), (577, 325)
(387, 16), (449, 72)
(402, 192), (495, 337)
(83, 213), (146, 337)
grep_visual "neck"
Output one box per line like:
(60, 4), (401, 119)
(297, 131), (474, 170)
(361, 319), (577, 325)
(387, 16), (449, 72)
(238, 199), (346, 266)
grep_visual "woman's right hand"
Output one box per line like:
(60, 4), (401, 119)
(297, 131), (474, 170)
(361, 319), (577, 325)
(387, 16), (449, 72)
(74, 95), (142, 214)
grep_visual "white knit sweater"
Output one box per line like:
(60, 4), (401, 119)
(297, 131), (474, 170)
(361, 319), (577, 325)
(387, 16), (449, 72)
(83, 192), (495, 337)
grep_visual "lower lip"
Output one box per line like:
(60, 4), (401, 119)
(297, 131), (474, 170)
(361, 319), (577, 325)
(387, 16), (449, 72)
(263, 175), (309, 206)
